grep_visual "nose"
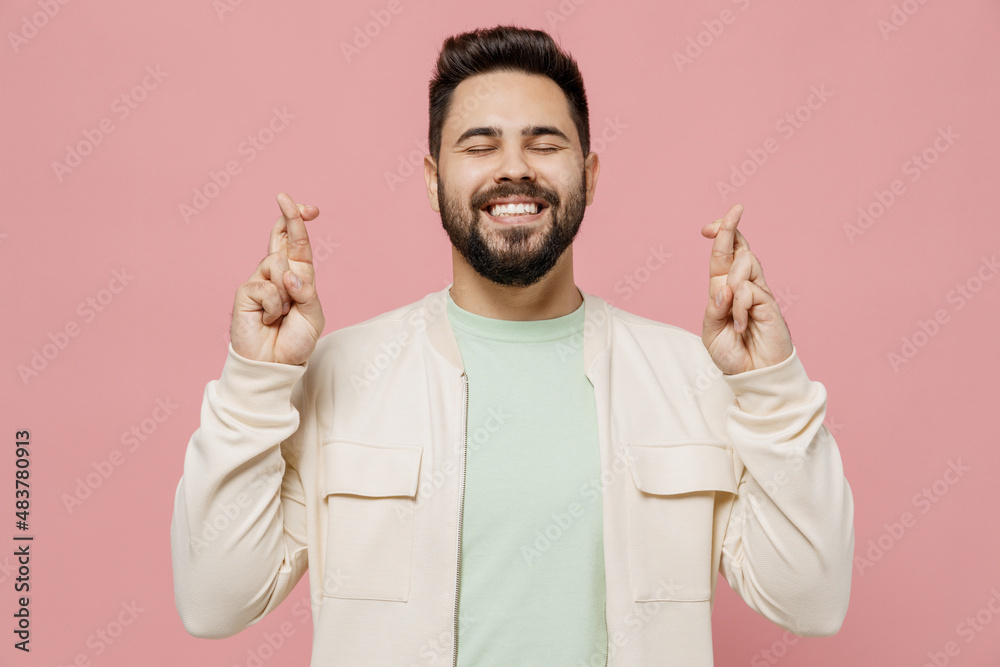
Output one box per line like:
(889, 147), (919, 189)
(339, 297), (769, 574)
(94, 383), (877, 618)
(492, 146), (535, 183)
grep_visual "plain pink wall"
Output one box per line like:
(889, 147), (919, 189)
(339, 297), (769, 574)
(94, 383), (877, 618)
(4, 0), (999, 664)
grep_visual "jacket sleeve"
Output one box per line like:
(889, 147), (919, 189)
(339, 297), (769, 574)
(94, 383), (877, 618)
(170, 342), (311, 639)
(717, 345), (854, 637)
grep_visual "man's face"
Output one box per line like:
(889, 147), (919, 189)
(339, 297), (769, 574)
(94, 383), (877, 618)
(425, 70), (599, 287)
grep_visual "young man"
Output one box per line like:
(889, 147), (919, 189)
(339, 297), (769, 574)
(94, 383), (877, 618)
(171, 25), (854, 666)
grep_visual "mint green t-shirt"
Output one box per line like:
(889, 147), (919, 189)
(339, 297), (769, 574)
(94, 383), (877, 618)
(447, 289), (608, 666)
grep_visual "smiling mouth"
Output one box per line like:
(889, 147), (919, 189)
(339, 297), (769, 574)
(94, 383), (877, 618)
(481, 206), (548, 226)
(480, 201), (549, 219)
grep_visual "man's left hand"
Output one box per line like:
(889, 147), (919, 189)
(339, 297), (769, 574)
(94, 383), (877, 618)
(700, 203), (794, 374)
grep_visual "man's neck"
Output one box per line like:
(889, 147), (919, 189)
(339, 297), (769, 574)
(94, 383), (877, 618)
(448, 247), (582, 321)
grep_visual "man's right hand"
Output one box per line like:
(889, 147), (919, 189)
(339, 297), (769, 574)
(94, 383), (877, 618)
(230, 192), (326, 365)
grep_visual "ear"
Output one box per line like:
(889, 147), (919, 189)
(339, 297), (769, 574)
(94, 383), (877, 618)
(584, 151), (600, 206)
(424, 154), (440, 212)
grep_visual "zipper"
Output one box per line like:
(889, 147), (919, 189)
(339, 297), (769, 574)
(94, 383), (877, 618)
(452, 371), (469, 667)
(449, 370), (604, 665)
(604, 597), (609, 667)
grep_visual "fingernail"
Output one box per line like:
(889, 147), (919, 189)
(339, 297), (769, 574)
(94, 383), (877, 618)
(283, 302), (291, 314)
(715, 290), (722, 307)
(290, 272), (302, 289)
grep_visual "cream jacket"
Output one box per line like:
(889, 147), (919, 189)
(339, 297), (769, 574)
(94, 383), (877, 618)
(171, 285), (854, 666)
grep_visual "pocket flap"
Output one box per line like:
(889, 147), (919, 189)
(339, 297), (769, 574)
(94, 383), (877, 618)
(625, 444), (737, 495)
(323, 440), (423, 498)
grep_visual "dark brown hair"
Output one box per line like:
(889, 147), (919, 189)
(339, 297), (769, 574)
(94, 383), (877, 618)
(427, 25), (590, 164)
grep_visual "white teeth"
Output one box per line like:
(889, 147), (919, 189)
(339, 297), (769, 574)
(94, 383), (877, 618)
(489, 202), (539, 216)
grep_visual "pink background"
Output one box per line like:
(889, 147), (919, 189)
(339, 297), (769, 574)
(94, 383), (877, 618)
(4, 0), (999, 664)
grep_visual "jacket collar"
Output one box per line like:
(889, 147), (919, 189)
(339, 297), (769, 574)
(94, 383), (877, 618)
(423, 283), (611, 376)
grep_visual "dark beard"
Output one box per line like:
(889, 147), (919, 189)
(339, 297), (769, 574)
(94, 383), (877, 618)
(437, 171), (588, 287)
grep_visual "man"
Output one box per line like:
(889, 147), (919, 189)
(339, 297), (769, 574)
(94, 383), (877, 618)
(171, 25), (854, 666)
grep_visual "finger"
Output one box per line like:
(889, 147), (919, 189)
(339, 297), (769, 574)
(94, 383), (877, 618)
(269, 203), (320, 255)
(275, 193), (315, 266)
(283, 261), (325, 334)
(726, 246), (769, 296)
(258, 252), (292, 314)
(708, 203), (744, 280)
(701, 217), (724, 239)
(733, 228), (751, 254)
(702, 210), (751, 242)
(730, 280), (772, 334)
(703, 282), (733, 334)
(241, 280), (284, 326)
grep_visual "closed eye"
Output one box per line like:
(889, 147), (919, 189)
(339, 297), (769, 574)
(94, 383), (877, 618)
(466, 147), (561, 154)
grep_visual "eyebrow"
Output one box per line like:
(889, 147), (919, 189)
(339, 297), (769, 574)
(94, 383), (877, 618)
(454, 124), (571, 146)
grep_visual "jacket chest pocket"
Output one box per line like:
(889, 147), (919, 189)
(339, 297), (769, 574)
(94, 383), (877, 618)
(321, 439), (423, 602)
(624, 443), (737, 603)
